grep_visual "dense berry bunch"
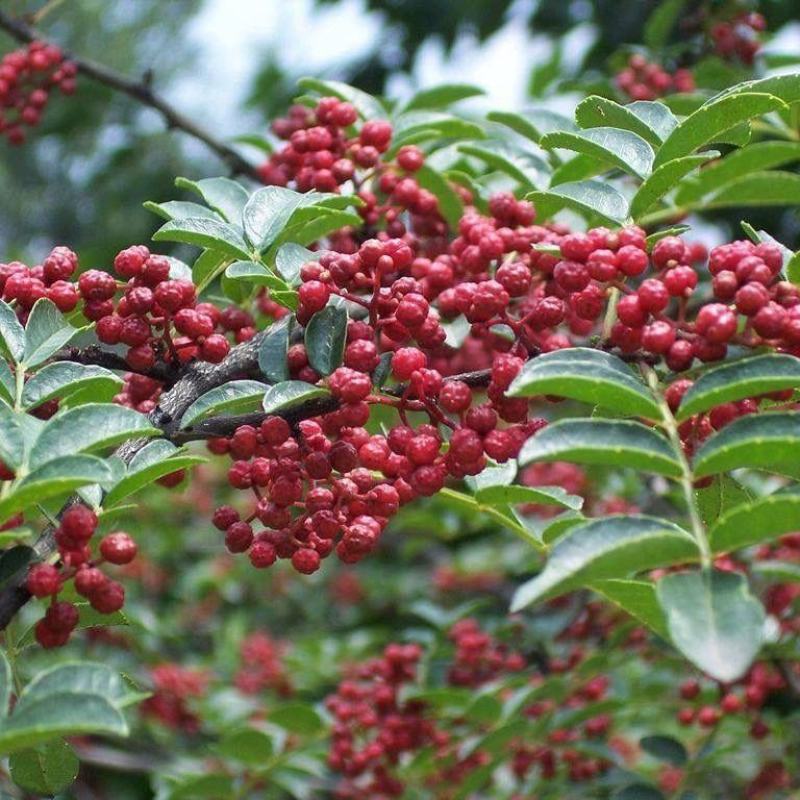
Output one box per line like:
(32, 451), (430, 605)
(233, 631), (291, 695)
(260, 96), (455, 240)
(141, 664), (209, 733)
(615, 54), (695, 100)
(327, 622), (528, 799)
(711, 11), (766, 64)
(674, 662), (784, 741)
(0, 245), (79, 318)
(0, 40), (76, 145)
(447, 617), (525, 686)
(26, 505), (135, 647)
(81, 245), (259, 371)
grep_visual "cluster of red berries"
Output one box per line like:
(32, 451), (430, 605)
(603, 235), (799, 370)
(141, 663), (209, 733)
(234, 631), (291, 696)
(0, 40), (76, 145)
(25, 505), (135, 647)
(711, 11), (765, 65)
(674, 662), (782, 740)
(327, 621), (528, 799)
(260, 96), (454, 242)
(665, 375), (792, 459)
(80, 245), (256, 372)
(432, 565), (503, 595)
(446, 617), (525, 686)
(615, 54), (695, 101)
(0, 246), (79, 319)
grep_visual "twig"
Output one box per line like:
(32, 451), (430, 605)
(0, 8), (261, 180)
(171, 368), (494, 443)
(55, 345), (176, 384)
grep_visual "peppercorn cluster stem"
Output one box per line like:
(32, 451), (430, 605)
(646, 365), (711, 568)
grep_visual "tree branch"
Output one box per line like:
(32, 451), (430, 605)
(0, 8), (261, 180)
(0, 329), (271, 630)
(55, 345), (176, 384)
(171, 368), (493, 443)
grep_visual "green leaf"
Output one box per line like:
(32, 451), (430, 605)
(526, 180), (629, 225)
(224, 260), (288, 291)
(0, 693), (128, 755)
(243, 187), (324, 252)
(645, 225), (690, 248)
(261, 381), (330, 414)
(104, 442), (204, 507)
(507, 347), (661, 418)
(709, 493), (800, 554)
(751, 560), (800, 584)
(653, 93), (787, 168)
(414, 164), (464, 227)
(0, 358), (14, 405)
(392, 111), (484, 146)
(29, 404), (160, 469)
(473, 484), (583, 510)
(168, 776), (234, 800)
(20, 662), (138, 708)
(656, 569), (765, 682)
(0, 456), (112, 522)
(0, 648), (10, 718)
(9, 739), (78, 795)
(529, 41), (563, 97)
(259, 318), (292, 383)
(575, 96), (677, 147)
(674, 141), (800, 205)
(640, 734), (688, 766)
(217, 727), (273, 764)
(192, 249), (228, 293)
(591, 579), (669, 640)
(21, 363), (122, 411)
(278, 207), (363, 250)
(143, 200), (218, 221)
(275, 243), (319, 287)
(519, 419), (682, 478)
(677, 354), (800, 420)
(695, 474), (754, 526)
(630, 153), (718, 219)
(153, 218), (251, 261)
(510, 515), (697, 611)
(267, 703), (323, 734)
(644, 0), (686, 48)
(487, 108), (578, 144)
(542, 512), (585, 544)
(540, 127), (655, 179)
(719, 73), (800, 106)
(692, 412), (800, 478)
(180, 380), (268, 429)
(703, 170), (800, 209)
(297, 76), (385, 120)
(304, 304), (347, 377)
(614, 786), (665, 800)
(403, 83), (484, 111)
(22, 299), (78, 369)
(0, 403), (24, 470)
(0, 300), (25, 363)
(458, 142), (549, 190)
(438, 487), (543, 550)
(175, 176), (250, 223)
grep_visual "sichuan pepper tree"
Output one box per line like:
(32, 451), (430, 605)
(0, 2), (800, 798)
